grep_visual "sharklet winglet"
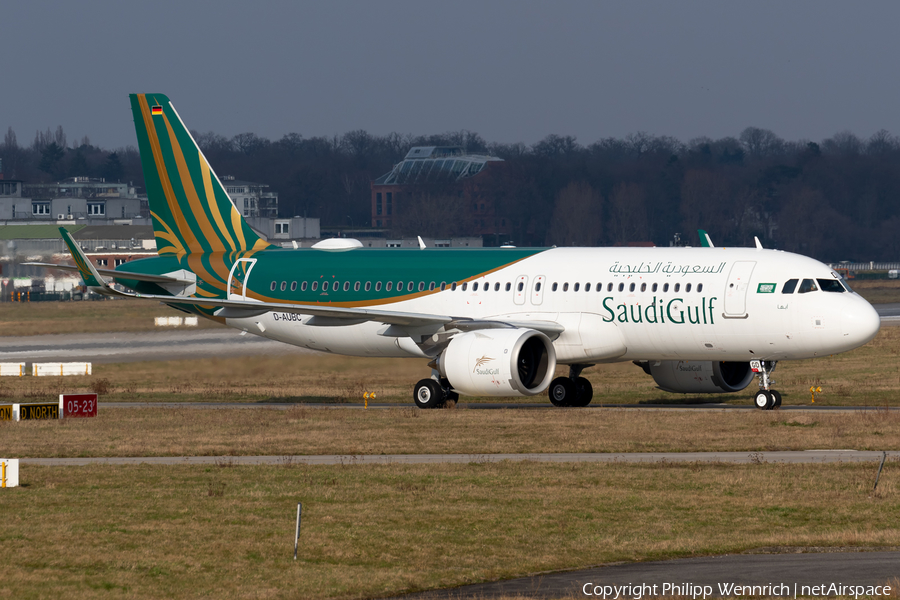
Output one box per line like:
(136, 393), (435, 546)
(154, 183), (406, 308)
(58, 227), (109, 290)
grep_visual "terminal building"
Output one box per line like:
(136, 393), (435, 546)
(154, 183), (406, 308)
(370, 146), (508, 241)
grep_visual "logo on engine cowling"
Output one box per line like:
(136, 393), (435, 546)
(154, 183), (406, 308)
(473, 355), (497, 374)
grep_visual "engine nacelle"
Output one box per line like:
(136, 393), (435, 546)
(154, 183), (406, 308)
(647, 360), (754, 394)
(438, 328), (556, 397)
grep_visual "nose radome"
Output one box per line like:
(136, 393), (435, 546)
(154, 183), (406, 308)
(841, 297), (881, 347)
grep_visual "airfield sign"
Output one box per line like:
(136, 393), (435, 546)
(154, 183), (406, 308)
(60, 393), (98, 418)
(19, 403), (59, 420)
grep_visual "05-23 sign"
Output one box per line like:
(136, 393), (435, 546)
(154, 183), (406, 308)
(60, 393), (98, 418)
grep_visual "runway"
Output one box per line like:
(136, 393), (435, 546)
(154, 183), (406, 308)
(393, 550), (900, 599)
(0, 302), (897, 363)
(20, 450), (900, 466)
(0, 329), (314, 363)
(102, 401), (899, 411)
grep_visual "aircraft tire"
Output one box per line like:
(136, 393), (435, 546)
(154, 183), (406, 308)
(753, 390), (774, 410)
(573, 377), (593, 407)
(771, 390), (782, 408)
(414, 379), (445, 409)
(549, 377), (576, 407)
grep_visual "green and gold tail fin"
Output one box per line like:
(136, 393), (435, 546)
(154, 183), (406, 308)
(129, 94), (274, 260)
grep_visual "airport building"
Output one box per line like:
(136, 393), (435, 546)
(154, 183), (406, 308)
(370, 146), (508, 242)
(222, 175), (278, 218)
(19, 177), (144, 222)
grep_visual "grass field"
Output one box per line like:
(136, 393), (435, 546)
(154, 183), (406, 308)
(3, 326), (900, 408)
(4, 406), (900, 458)
(846, 278), (900, 304)
(1, 462), (898, 600)
(0, 298), (221, 337)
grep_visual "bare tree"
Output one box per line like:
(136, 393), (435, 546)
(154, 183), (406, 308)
(4, 127), (17, 150)
(545, 181), (603, 246)
(680, 169), (732, 237)
(739, 127), (783, 158)
(608, 182), (650, 243)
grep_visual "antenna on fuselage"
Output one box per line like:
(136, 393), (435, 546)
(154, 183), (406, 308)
(754, 236), (764, 250)
(417, 236), (426, 250)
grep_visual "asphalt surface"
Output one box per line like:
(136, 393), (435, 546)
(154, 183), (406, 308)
(876, 302), (900, 321)
(102, 401), (899, 411)
(20, 450), (900, 466)
(392, 551), (900, 599)
(0, 329), (313, 363)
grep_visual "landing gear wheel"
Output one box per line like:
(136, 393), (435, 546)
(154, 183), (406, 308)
(771, 390), (782, 408)
(573, 377), (593, 407)
(754, 390), (774, 410)
(549, 377), (576, 407)
(414, 379), (444, 409)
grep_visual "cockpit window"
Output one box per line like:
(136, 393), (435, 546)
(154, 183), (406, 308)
(798, 279), (818, 293)
(782, 279), (798, 294)
(817, 278), (845, 293)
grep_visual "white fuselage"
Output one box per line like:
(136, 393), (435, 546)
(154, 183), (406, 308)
(226, 247), (881, 363)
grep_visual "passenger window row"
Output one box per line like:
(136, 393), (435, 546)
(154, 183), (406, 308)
(267, 279), (521, 294)
(268, 278), (706, 295)
(550, 282), (704, 293)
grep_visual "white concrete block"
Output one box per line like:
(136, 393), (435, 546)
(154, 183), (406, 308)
(154, 316), (183, 326)
(1, 459), (19, 488)
(33, 362), (92, 376)
(0, 363), (25, 377)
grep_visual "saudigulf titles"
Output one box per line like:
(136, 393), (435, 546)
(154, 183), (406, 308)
(602, 296), (717, 325)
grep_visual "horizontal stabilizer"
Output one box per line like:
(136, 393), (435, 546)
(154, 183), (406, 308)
(22, 263), (195, 285)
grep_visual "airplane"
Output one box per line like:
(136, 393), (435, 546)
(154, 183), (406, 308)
(31, 94), (882, 410)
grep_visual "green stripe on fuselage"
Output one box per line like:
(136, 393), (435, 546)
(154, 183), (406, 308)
(123, 247), (547, 307)
(247, 247), (545, 306)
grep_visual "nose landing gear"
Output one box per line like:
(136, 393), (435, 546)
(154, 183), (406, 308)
(750, 360), (781, 410)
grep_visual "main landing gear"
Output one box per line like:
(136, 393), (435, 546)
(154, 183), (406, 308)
(549, 364), (594, 407)
(413, 374), (458, 409)
(750, 360), (782, 410)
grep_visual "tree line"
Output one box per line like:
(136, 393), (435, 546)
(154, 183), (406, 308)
(3, 124), (900, 261)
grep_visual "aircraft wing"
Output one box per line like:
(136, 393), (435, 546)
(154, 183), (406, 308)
(125, 289), (455, 327)
(22, 262), (195, 285)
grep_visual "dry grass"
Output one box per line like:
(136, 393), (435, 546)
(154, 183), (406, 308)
(0, 461), (897, 600)
(848, 279), (900, 304)
(0, 298), (221, 336)
(4, 405), (900, 458)
(3, 327), (900, 407)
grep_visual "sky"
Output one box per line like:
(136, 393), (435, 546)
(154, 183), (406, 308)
(3, 1), (900, 150)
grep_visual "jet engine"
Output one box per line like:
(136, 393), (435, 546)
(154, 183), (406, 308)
(644, 360), (754, 394)
(437, 328), (556, 397)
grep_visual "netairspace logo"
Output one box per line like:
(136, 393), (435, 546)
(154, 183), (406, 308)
(581, 581), (893, 599)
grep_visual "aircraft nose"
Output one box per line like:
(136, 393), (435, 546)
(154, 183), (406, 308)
(841, 297), (881, 347)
